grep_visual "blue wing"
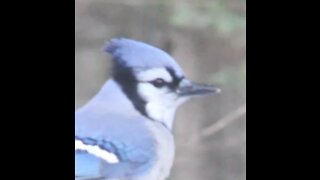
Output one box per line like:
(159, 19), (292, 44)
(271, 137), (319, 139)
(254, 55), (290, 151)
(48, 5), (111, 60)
(75, 136), (157, 179)
(75, 111), (157, 179)
(75, 152), (102, 178)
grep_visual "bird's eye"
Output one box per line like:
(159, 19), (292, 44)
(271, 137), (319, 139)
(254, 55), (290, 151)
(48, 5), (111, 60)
(150, 78), (166, 88)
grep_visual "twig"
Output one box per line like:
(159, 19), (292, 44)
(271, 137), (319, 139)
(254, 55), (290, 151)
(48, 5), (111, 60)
(188, 104), (246, 144)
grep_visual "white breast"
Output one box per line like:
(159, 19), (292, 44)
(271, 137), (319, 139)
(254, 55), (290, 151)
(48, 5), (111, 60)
(139, 121), (175, 180)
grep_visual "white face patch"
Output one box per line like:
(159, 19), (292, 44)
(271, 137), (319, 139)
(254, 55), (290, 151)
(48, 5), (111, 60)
(137, 82), (181, 129)
(135, 68), (173, 83)
(75, 140), (119, 164)
(134, 67), (191, 129)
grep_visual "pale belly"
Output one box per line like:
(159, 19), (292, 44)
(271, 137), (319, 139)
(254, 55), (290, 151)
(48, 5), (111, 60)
(139, 122), (175, 180)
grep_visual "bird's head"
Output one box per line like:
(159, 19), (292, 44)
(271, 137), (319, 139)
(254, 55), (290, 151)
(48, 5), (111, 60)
(105, 38), (220, 129)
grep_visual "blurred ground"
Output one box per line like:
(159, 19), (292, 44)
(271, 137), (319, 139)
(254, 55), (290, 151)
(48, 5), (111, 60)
(75, 0), (246, 180)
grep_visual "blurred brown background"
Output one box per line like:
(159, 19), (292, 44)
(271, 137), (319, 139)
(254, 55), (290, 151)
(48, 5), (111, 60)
(75, 0), (246, 180)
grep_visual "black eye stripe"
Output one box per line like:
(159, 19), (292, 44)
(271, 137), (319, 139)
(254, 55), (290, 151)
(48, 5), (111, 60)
(137, 67), (184, 90)
(150, 78), (166, 88)
(165, 67), (184, 90)
(146, 76), (183, 89)
(154, 78), (165, 84)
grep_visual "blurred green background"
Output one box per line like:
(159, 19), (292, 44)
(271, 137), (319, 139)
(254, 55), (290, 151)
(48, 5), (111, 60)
(75, 0), (246, 179)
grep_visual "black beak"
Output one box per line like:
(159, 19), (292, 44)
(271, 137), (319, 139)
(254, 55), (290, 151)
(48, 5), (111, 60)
(177, 80), (221, 97)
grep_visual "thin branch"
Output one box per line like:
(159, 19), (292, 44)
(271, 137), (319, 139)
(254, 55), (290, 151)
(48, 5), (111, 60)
(188, 104), (246, 144)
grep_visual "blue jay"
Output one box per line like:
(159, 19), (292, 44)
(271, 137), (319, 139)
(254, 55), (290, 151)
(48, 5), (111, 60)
(75, 38), (220, 180)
